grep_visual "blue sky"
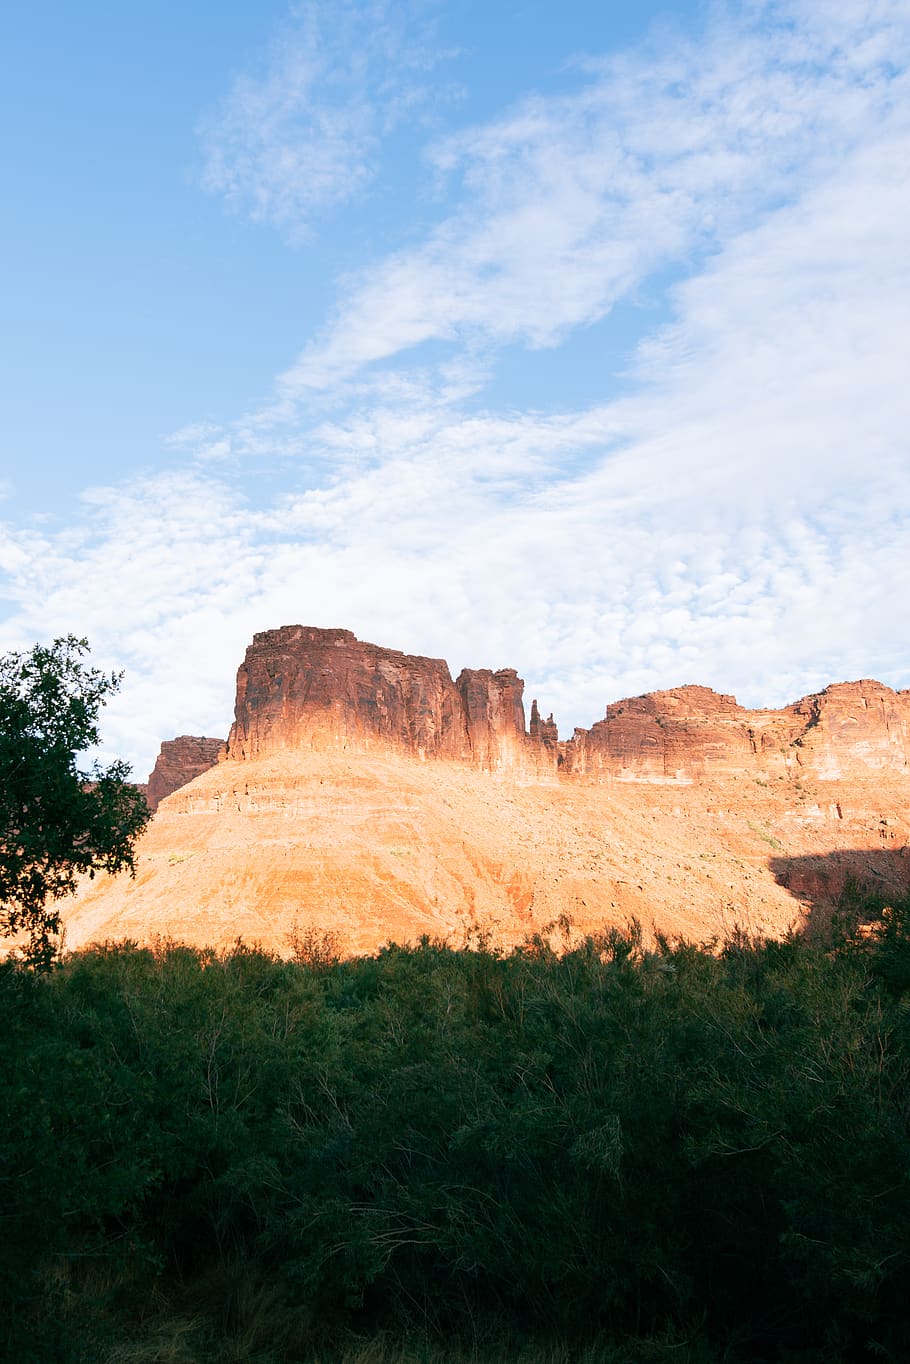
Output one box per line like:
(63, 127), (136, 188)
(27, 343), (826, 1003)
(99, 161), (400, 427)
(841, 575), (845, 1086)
(1, 0), (909, 776)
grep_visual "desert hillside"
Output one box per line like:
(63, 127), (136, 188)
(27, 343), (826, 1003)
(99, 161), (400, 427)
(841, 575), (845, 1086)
(65, 627), (910, 953)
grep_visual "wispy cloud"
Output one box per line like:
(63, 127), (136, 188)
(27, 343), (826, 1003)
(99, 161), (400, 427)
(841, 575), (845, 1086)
(199, 0), (449, 236)
(2, 0), (909, 776)
(270, 0), (909, 396)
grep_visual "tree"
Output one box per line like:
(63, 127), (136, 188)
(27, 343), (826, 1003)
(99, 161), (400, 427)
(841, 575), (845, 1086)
(0, 636), (150, 968)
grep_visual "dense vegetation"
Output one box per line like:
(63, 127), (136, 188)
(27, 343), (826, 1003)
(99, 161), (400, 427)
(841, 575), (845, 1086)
(0, 636), (149, 969)
(4, 895), (910, 1363)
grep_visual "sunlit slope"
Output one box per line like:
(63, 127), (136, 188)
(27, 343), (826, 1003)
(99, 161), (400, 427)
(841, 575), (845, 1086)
(65, 749), (910, 955)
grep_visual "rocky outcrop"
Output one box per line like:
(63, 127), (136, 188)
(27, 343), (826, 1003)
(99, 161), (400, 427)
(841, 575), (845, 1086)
(786, 681), (910, 779)
(68, 629), (910, 958)
(529, 700), (559, 746)
(562, 686), (782, 781)
(456, 668), (527, 770)
(226, 627), (541, 773)
(562, 679), (910, 782)
(220, 625), (910, 785)
(146, 736), (225, 812)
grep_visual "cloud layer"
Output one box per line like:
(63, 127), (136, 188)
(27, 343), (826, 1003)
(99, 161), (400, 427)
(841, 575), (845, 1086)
(2, 0), (909, 777)
(199, 0), (447, 237)
(274, 0), (909, 394)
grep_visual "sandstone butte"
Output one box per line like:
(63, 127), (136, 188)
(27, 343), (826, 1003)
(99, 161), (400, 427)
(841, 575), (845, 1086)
(65, 625), (910, 957)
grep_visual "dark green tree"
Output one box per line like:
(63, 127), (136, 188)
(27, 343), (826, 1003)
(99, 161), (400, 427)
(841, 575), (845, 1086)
(0, 636), (149, 968)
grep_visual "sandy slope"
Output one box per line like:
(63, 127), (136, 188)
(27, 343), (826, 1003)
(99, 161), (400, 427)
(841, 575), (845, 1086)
(64, 750), (910, 956)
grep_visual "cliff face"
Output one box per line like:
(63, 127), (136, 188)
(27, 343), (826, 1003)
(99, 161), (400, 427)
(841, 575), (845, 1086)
(562, 686), (759, 781)
(786, 681), (910, 779)
(146, 736), (225, 812)
(221, 626), (910, 784)
(562, 680), (910, 782)
(226, 626), (542, 773)
(68, 628), (910, 957)
(456, 668), (528, 770)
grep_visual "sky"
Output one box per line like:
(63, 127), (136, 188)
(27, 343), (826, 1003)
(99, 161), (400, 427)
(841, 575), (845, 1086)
(1, 0), (909, 778)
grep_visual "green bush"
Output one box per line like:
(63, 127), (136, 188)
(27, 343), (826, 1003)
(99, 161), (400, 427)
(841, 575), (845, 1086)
(3, 904), (910, 1362)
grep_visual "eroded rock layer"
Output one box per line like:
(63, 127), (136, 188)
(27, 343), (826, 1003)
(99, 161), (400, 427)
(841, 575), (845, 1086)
(223, 627), (910, 785)
(146, 736), (225, 812)
(66, 627), (910, 957)
(564, 679), (910, 782)
(226, 626), (542, 773)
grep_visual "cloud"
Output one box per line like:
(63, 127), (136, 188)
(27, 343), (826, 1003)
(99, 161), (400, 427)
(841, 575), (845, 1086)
(198, 0), (449, 236)
(2, 0), (909, 776)
(272, 0), (910, 396)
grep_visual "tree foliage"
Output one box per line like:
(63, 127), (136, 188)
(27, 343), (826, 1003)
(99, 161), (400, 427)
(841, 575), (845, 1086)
(0, 635), (149, 967)
(3, 904), (910, 1361)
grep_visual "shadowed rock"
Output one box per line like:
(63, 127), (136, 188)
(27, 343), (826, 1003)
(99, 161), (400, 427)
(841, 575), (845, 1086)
(146, 736), (225, 812)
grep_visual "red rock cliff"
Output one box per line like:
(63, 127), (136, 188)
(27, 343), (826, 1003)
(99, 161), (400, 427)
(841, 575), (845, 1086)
(221, 625), (910, 784)
(226, 627), (538, 772)
(456, 668), (528, 770)
(146, 736), (225, 812)
(562, 680), (910, 782)
(786, 680), (910, 778)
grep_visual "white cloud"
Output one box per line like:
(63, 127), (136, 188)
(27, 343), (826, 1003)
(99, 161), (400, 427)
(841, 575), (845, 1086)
(198, 0), (449, 236)
(2, 0), (909, 776)
(272, 0), (910, 396)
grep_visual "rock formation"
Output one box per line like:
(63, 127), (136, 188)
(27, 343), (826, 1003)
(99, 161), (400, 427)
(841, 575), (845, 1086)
(65, 626), (910, 958)
(456, 668), (528, 770)
(224, 626), (910, 785)
(785, 680), (910, 780)
(529, 700), (559, 747)
(146, 736), (225, 812)
(561, 679), (910, 783)
(226, 626), (536, 773)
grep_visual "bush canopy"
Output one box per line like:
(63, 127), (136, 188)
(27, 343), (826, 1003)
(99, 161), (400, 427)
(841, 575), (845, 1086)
(0, 635), (149, 967)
